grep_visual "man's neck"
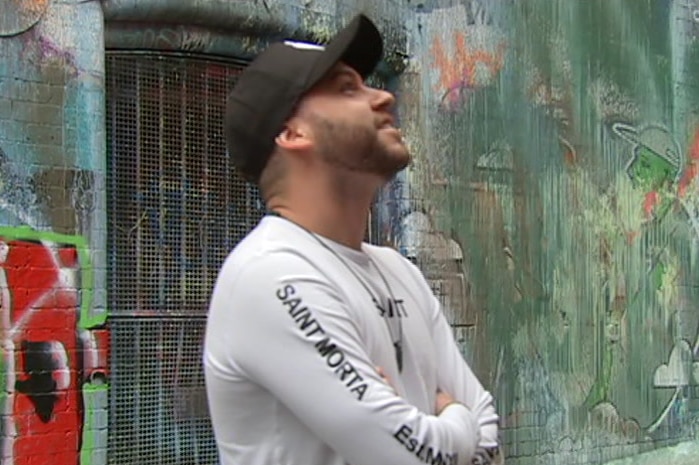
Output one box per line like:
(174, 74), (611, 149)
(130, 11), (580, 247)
(271, 207), (369, 250)
(267, 176), (380, 250)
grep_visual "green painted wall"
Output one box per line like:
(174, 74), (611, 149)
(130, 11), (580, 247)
(404, 0), (699, 463)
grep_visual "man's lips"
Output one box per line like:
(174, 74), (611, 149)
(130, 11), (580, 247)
(376, 115), (405, 139)
(377, 115), (396, 130)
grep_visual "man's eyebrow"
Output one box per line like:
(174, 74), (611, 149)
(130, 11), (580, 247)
(326, 68), (356, 82)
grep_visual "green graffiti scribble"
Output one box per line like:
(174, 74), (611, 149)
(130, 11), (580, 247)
(80, 381), (109, 465)
(583, 345), (614, 410)
(0, 225), (104, 329)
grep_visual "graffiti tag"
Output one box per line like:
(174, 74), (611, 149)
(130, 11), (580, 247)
(0, 227), (108, 465)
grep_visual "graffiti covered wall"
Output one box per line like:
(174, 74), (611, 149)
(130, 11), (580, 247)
(405, 0), (699, 463)
(0, 1), (107, 465)
(0, 228), (108, 465)
(8, 0), (699, 464)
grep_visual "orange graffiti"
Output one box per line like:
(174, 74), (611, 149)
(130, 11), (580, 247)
(678, 127), (699, 198)
(431, 31), (506, 105)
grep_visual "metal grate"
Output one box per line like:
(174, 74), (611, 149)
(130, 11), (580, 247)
(107, 318), (217, 465)
(105, 52), (265, 465)
(106, 52), (265, 315)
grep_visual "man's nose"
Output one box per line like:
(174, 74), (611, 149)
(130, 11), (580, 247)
(370, 88), (396, 111)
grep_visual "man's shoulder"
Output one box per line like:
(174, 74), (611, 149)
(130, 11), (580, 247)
(363, 243), (415, 271)
(222, 239), (304, 279)
(363, 243), (433, 294)
(218, 219), (324, 284)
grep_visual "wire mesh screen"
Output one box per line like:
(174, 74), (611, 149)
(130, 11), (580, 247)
(105, 52), (265, 465)
(106, 52), (265, 315)
(107, 318), (217, 465)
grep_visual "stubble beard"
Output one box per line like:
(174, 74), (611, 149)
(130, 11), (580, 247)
(312, 117), (410, 180)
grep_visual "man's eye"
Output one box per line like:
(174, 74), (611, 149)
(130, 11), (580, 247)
(340, 81), (358, 92)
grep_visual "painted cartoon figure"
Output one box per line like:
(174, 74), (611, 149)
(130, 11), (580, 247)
(613, 123), (682, 219)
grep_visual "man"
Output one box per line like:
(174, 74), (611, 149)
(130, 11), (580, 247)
(204, 14), (501, 465)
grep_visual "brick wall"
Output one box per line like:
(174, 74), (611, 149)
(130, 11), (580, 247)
(0, 2), (108, 465)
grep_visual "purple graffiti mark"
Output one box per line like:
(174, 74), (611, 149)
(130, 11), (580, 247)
(18, 27), (80, 76)
(38, 36), (77, 72)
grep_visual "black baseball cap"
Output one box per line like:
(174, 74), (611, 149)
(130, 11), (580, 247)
(224, 14), (384, 182)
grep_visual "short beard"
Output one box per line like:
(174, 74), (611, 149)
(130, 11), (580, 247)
(310, 115), (408, 179)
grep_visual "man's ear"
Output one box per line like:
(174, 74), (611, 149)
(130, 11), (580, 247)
(275, 120), (313, 153)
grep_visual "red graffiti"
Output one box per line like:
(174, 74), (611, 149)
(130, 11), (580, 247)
(643, 191), (660, 218)
(678, 128), (699, 198)
(0, 235), (104, 465)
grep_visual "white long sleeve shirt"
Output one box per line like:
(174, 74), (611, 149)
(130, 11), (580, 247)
(204, 216), (499, 465)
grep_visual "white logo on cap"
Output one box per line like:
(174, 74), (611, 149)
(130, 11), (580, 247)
(283, 40), (325, 51)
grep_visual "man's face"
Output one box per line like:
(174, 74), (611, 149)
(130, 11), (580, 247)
(293, 63), (411, 180)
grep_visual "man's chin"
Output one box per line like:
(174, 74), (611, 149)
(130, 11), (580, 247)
(391, 148), (412, 171)
(377, 153), (411, 180)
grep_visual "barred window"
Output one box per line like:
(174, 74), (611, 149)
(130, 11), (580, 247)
(107, 52), (264, 316)
(106, 52), (264, 465)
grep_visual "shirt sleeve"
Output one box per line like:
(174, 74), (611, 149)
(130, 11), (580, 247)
(392, 250), (500, 452)
(207, 251), (481, 465)
(428, 292), (500, 450)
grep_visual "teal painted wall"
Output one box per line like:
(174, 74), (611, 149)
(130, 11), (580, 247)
(404, 1), (699, 464)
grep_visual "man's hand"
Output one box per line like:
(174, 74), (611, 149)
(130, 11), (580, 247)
(376, 366), (395, 393)
(436, 389), (502, 463)
(472, 447), (504, 465)
(375, 368), (456, 415)
(436, 388), (457, 414)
